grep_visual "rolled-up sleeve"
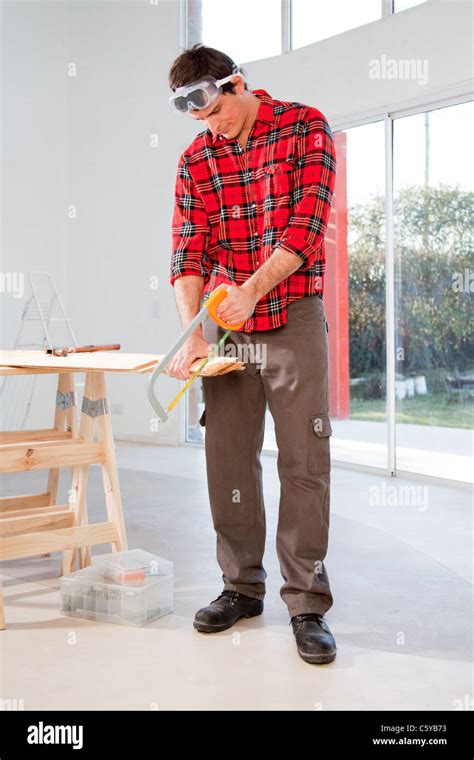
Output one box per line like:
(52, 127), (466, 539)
(170, 153), (211, 285)
(276, 111), (336, 268)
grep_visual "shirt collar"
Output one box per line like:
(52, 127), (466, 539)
(208, 88), (274, 145)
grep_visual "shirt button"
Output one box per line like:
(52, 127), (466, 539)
(254, 231), (258, 237)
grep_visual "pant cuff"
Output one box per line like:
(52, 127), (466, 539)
(286, 604), (329, 619)
(223, 583), (265, 601)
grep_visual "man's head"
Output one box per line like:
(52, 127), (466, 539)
(168, 44), (255, 141)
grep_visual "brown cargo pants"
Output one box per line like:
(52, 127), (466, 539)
(201, 293), (333, 618)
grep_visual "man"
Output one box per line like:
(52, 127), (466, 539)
(167, 44), (337, 665)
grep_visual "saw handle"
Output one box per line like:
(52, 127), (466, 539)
(205, 286), (245, 330)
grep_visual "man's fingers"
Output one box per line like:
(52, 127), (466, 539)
(165, 344), (212, 380)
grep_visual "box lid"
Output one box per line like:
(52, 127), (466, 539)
(92, 549), (173, 576)
(61, 563), (171, 590)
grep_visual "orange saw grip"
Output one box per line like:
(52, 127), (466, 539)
(205, 286), (245, 330)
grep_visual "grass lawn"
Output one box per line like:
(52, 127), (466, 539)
(350, 393), (474, 429)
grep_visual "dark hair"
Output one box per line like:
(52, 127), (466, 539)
(168, 43), (248, 93)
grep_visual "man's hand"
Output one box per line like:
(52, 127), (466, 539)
(216, 284), (258, 325)
(166, 333), (212, 380)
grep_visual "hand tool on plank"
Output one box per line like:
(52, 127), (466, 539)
(45, 344), (121, 357)
(147, 285), (244, 424)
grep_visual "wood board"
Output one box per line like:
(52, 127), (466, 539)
(0, 350), (245, 377)
(0, 350), (158, 373)
(138, 355), (246, 376)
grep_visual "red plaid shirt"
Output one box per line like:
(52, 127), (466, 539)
(170, 88), (336, 332)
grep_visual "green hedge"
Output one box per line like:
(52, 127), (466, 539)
(348, 185), (473, 379)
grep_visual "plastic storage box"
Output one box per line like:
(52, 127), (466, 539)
(92, 549), (173, 584)
(60, 564), (173, 627)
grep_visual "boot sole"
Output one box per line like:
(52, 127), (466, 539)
(297, 648), (337, 665)
(193, 607), (263, 633)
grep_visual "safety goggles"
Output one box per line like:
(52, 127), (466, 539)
(169, 66), (246, 115)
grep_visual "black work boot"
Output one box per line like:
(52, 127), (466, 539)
(193, 590), (263, 633)
(291, 613), (337, 664)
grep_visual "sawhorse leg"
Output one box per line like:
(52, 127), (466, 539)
(45, 373), (78, 566)
(62, 370), (127, 575)
(0, 584), (5, 631)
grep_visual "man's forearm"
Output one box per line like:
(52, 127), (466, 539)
(173, 275), (204, 336)
(172, 248), (302, 333)
(241, 247), (303, 302)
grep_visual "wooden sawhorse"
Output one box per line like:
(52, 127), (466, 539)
(0, 353), (156, 629)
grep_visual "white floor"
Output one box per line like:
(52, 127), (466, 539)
(262, 412), (474, 482)
(0, 443), (472, 711)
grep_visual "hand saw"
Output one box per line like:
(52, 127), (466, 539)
(147, 285), (244, 424)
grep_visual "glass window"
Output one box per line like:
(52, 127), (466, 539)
(330, 122), (387, 468)
(186, 377), (205, 444)
(393, 101), (474, 482)
(191, 0), (281, 64)
(291, 0), (381, 49)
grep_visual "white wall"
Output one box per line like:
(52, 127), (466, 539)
(1, 0), (472, 444)
(63, 0), (188, 446)
(1, 0), (190, 443)
(1, 1), (70, 428)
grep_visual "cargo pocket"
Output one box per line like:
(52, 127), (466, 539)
(307, 413), (332, 475)
(199, 408), (206, 427)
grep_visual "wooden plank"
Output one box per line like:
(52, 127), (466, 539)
(0, 505), (68, 519)
(0, 521), (119, 561)
(0, 441), (107, 473)
(0, 492), (51, 511)
(0, 508), (74, 537)
(0, 437), (83, 451)
(0, 366), (61, 376)
(0, 429), (73, 444)
(0, 350), (158, 373)
(137, 355), (245, 376)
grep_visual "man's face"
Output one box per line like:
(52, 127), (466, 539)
(189, 76), (247, 140)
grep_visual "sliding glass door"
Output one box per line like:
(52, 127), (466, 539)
(393, 101), (473, 481)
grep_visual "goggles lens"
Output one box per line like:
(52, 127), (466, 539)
(173, 87), (211, 113)
(169, 69), (244, 114)
(170, 78), (219, 114)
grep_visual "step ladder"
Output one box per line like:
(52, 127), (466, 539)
(0, 273), (79, 429)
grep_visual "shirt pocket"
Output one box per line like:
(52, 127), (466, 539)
(262, 160), (294, 195)
(259, 160), (294, 232)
